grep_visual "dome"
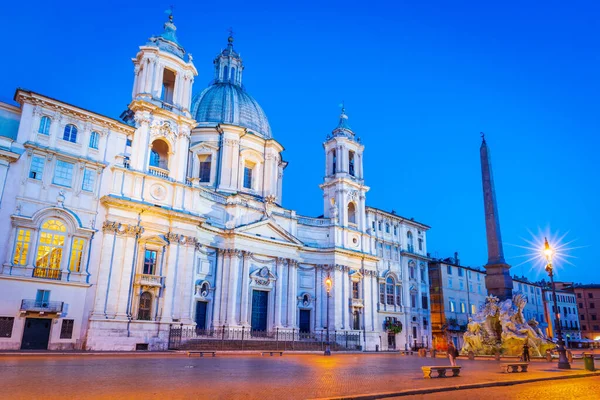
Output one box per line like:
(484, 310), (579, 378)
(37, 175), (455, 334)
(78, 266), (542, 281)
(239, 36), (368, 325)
(191, 82), (272, 139)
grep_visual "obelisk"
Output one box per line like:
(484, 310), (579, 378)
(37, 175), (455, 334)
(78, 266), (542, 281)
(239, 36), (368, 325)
(480, 134), (513, 301)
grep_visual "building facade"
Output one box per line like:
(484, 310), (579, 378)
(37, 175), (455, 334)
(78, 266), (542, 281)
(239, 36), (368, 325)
(573, 284), (600, 341)
(0, 16), (431, 351)
(428, 255), (488, 350)
(542, 288), (581, 343)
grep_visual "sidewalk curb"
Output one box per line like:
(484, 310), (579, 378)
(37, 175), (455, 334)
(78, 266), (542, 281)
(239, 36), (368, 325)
(312, 371), (600, 400)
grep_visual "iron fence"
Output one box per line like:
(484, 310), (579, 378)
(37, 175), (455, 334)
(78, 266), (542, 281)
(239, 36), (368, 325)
(168, 324), (363, 351)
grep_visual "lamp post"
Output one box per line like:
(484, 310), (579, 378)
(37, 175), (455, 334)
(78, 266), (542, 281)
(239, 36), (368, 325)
(544, 237), (571, 369)
(324, 276), (332, 356)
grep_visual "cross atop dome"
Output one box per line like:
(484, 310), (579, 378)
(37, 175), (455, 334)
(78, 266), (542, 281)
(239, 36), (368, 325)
(213, 29), (244, 86)
(146, 9), (186, 59)
(329, 102), (355, 140)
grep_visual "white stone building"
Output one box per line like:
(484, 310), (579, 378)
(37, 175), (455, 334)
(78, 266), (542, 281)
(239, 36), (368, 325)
(0, 16), (430, 351)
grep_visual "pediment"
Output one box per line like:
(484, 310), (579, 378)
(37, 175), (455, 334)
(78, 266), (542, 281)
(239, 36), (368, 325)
(235, 219), (303, 245)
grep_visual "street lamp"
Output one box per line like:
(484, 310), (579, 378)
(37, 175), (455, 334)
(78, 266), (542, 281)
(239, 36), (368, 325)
(544, 237), (571, 369)
(324, 276), (333, 356)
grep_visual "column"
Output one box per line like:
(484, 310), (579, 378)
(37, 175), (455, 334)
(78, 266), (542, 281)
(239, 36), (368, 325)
(227, 250), (240, 325)
(212, 250), (223, 325)
(240, 252), (251, 326)
(105, 234), (127, 318)
(91, 228), (117, 317)
(314, 266), (321, 330)
(160, 237), (179, 322)
(181, 239), (196, 324)
(287, 260), (297, 328)
(115, 233), (138, 318)
(334, 267), (343, 330)
(275, 258), (284, 327)
(220, 252), (231, 324)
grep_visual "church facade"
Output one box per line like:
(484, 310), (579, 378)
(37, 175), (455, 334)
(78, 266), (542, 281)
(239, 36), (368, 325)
(0, 16), (431, 351)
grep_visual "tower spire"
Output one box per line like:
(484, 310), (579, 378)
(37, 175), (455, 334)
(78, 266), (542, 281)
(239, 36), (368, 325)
(480, 133), (513, 300)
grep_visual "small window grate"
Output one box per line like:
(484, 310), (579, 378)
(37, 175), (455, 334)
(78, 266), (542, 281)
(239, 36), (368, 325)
(60, 319), (74, 339)
(0, 317), (14, 337)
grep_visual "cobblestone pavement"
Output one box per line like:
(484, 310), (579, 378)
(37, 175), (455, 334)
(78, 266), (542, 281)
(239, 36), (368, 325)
(399, 376), (600, 400)
(0, 353), (596, 399)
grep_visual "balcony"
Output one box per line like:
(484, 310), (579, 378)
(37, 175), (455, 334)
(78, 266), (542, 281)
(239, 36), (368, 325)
(20, 299), (64, 313)
(148, 166), (170, 180)
(349, 297), (364, 308)
(32, 267), (62, 281)
(135, 274), (164, 288)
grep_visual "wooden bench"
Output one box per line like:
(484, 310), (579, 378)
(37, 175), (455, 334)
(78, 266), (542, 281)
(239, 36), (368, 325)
(186, 351), (216, 357)
(500, 362), (529, 373)
(421, 366), (461, 378)
(261, 351), (284, 357)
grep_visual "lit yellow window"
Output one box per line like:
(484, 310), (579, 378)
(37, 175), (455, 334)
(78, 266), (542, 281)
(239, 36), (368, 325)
(35, 219), (66, 277)
(69, 238), (85, 272)
(13, 229), (31, 266)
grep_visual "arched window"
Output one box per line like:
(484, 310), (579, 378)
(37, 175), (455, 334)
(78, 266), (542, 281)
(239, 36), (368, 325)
(138, 292), (152, 320)
(409, 263), (416, 280)
(38, 116), (51, 135)
(149, 139), (169, 170)
(63, 124), (78, 143)
(349, 151), (355, 176)
(89, 131), (100, 149)
(386, 277), (395, 305)
(34, 219), (67, 280)
(407, 231), (414, 252)
(230, 67), (236, 83)
(331, 149), (337, 174)
(418, 238), (423, 251)
(223, 66), (229, 82)
(347, 203), (356, 225)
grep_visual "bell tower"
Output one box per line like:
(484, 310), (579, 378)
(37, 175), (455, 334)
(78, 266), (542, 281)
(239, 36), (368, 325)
(127, 12), (198, 182)
(320, 106), (369, 248)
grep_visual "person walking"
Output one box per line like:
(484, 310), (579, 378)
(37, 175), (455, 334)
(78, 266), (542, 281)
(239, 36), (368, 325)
(447, 342), (458, 366)
(522, 342), (530, 362)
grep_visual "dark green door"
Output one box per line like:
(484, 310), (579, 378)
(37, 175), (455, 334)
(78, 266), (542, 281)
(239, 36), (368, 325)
(195, 302), (207, 330)
(21, 318), (51, 350)
(251, 290), (268, 332)
(299, 310), (310, 333)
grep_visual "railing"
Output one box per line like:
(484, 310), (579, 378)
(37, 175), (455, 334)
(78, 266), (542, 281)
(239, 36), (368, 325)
(298, 216), (331, 226)
(32, 267), (62, 281)
(148, 166), (170, 179)
(185, 177), (194, 187)
(197, 188), (227, 204)
(135, 274), (164, 287)
(168, 325), (363, 351)
(20, 299), (64, 313)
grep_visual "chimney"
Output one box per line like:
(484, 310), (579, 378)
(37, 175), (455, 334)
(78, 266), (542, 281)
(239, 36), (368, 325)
(454, 252), (460, 265)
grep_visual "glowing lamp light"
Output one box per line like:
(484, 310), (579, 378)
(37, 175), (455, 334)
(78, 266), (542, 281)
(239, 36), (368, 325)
(543, 237), (554, 262)
(325, 277), (333, 293)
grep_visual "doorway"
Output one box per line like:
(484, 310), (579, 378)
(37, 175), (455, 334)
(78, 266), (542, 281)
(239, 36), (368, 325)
(21, 318), (52, 350)
(299, 310), (310, 333)
(251, 290), (268, 332)
(387, 332), (396, 350)
(195, 301), (208, 331)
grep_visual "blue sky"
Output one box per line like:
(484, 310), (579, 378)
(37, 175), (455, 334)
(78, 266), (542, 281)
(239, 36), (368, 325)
(1, 0), (598, 283)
